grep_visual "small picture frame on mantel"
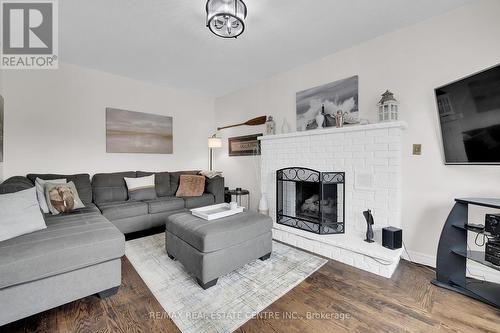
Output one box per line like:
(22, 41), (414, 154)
(228, 134), (262, 156)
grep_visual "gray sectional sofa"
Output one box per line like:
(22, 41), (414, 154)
(0, 171), (224, 326)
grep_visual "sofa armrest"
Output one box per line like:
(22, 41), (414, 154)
(0, 176), (34, 194)
(205, 176), (224, 204)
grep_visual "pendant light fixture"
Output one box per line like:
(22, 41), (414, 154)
(206, 0), (247, 38)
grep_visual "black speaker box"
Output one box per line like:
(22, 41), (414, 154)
(383, 227), (402, 250)
(485, 239), (500, 266)
(485, 214), (500, 238)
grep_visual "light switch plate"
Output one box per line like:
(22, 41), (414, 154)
(413, 144), (422, 155)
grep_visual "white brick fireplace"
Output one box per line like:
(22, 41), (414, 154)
(259, 121), (407, 278)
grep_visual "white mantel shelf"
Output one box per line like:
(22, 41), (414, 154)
(259, 121), (408, 141)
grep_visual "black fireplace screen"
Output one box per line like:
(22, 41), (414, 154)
(276, 168), (345, 234)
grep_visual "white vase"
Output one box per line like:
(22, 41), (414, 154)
(258, 193), (269, 215)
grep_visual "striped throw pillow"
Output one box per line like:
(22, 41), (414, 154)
(124, 175), (157, 201)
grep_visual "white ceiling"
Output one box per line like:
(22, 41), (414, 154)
(60, 0), (473, 96)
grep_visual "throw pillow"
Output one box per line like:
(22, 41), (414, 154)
(35, 177), (66, 213)
(176, 175), (206, 197)
(45, 181), (85, 215)
(0, 187), (47, 242)
(124, 174), (157, 201)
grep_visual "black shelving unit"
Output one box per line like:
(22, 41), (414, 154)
(432, 198), (500, 309)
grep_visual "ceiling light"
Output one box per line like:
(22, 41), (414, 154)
(206, 0), (247, 38)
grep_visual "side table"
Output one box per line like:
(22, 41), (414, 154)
(224, 188), (250, 210)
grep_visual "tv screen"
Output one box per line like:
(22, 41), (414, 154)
(436, 64), (500, 164)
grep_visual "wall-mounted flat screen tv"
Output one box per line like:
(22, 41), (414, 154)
(436, 64), (500, 164)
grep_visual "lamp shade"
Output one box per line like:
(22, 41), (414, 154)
(208, 137), (222, 148)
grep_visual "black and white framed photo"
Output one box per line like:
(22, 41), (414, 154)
(296, 76), (359, 131)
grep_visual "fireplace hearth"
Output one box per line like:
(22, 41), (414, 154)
(276, 167), (345, 234)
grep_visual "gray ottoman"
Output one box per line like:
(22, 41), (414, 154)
(166, 211), (273, 289)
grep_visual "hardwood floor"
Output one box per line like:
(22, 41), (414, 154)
(2, 255), (499, 333)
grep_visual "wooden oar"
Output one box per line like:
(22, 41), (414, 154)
(217, 116), (267, 131)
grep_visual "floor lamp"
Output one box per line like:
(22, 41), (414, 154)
(208, 134), (222, 171)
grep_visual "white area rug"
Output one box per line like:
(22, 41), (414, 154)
(125, 233), (327, 333)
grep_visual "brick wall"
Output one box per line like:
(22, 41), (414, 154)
(260, 122), (406, 234)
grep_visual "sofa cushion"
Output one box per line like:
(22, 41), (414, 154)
(169, 171), (199, 196)
(166, 211), (273, 253)
(43, 203), (101, 223)
(137, 171), (171, 197)
(145, 196), (185, 214)
(183, 193), (215, 209)
(97, 201), (148, 221)
(27, 174), (92, 204)
(92, 172), (136, 204)
(205, 176), (224, 204)
(0, 213), (124, 289)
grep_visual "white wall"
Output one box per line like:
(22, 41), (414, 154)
(214, 0), (500, 261)
(2, 63), (215, 178)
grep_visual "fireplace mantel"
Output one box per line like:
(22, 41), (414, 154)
(259, 121), (408, 141)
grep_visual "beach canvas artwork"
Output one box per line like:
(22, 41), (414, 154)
(296, 76), (359, 131)
(106, 108), (173, 154)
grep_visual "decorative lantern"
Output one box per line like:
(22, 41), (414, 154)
(378, 90), (399, 122)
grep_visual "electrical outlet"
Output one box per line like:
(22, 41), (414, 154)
(413, 144), (422, 155)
